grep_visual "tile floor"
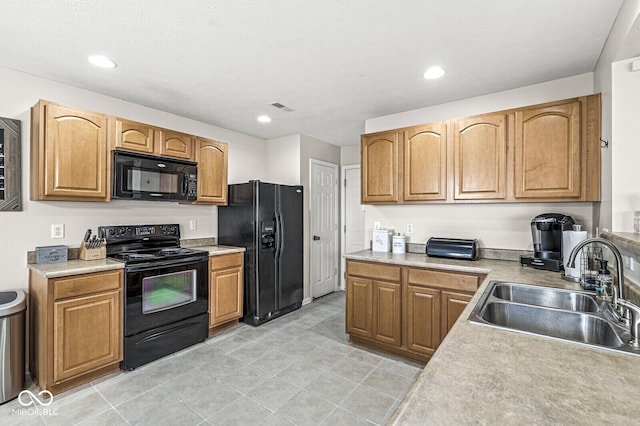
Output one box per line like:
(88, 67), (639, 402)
(2, 291), (423, 426)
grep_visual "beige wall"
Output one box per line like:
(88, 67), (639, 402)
(360, 73), (598, 250)
(300, 134), (341, 301)
(340, 145), (360, 165)
(612, 57), (640, 231)
(594, 0), (640, 231)
(265, 135), (301, 185)
(0, 66), (267, 291)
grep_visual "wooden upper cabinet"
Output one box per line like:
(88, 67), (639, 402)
(157, 129), (194, 160)
(115, 119), (155, 154)
(514, 99), (581, 199)
(361, 131), (401, 203)
(31, 100), (109, 201)
(403, 123), (447, 201)
(194, 138), (228, 204)
(453, 113), (508, 200)
(114, 120), (194, 160)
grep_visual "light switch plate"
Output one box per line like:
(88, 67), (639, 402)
(189, 219), (197, 231)
(406, 224), (414, 234)
(373, 221), (381, 230)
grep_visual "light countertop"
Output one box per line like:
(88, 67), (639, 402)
(28, 245), (245, 278)
(345, 250), (640, 424)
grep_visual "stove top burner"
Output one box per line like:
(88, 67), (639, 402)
(110, 247), (207, 264)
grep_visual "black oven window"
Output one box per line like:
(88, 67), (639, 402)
(142, 269), (197, 314)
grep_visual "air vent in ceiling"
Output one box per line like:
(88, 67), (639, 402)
(270, 102), (294, 112)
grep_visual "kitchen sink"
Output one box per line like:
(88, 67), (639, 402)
(480, 302), (623, 347)
(468, 281), (639, 356)
(491, 282), (599, 312)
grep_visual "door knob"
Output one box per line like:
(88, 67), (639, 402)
(313, 235), (320, 241)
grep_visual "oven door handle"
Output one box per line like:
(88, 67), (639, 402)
(125, 256), (208, 272)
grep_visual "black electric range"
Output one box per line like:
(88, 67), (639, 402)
(99, 224), (209, 370)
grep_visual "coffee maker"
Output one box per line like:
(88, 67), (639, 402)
(520, 213), (575, 272)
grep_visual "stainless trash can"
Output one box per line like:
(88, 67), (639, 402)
(0, 289), (26, 404)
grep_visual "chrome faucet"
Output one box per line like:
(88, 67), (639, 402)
(567, 237), (628, 323)
(617, 299), (640, 348)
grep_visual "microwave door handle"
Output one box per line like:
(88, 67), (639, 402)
(149, 193), (164, 197)
(183, 172), (189, 196)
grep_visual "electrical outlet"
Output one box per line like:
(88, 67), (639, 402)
(406, 224), (414, 234)
(630, 257), (635, 272)
(373, 221), (381, 230)
(189, 219), (197, 231)
(51, 224), (64, 239)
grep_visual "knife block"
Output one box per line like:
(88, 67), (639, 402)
(79, 240), (106, 261)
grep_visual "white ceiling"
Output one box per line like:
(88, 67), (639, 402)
(0, 1), (625, 146)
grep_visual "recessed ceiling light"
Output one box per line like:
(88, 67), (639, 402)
(88, 55), (117, 69)
(257, 115), (272, 123)
(423, 66), (445, 79)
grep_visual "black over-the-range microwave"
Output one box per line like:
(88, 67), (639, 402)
(112, 150), (198, 202)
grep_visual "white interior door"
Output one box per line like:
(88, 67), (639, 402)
(341, 165), (365, 289)
(311, 160), (339, 298)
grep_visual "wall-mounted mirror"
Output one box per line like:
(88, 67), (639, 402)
(0, 117), (21, 211)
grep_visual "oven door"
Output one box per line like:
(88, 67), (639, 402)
(124, 256), (208, 336)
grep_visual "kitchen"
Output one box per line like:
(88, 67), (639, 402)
(1, 0), (640, 425)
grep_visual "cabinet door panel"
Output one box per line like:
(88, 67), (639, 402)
(514, 100), (581, 198)
(441, 291), (472, 339)
(53, 291), (120, 383)
(372, 281), (401, 346)
(361, 131), (400, 203)
(210, 268), (243, 326)
(404, 123), (447, 201)
(43, 104), (108, 199)
(346, 277), (373, 338)
(195, 138), (228, 204)
(406, 285), (440, 355)
(115, 119), (154, 153)
(453, 113), (507, 200)
(158, 130), (193, 160)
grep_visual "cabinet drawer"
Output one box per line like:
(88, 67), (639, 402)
(53, 270), (122, 300)
(210, 253), (243, 271)
(407, 268), (479, 293)
(347, 261), (401, 282)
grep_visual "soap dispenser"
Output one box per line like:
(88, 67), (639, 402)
(596, 259), (613, 302)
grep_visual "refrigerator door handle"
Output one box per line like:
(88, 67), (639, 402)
(274, 211), (282, 258)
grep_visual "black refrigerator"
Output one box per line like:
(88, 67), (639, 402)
(218, 181), (303, 326)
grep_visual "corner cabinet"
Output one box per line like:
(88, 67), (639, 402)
(346, 259), (485, 363)
(194, 138), (228, 205)
(514, 98), (587, 199)
(209, 253), (243, 335)
(29, 269), (123, 394)
(30, 100), (110, 201)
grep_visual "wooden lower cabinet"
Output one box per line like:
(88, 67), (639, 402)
(346, 259), (483, 363)
(372, 281), (402, 346)
(441, 291), (473, 339)
(346, 276), (373, 338)
(29, 269), (123, 394)
(405, 285), (440, 356)
(209, 253), (244, 335)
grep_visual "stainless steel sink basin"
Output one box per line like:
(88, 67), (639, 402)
(468, 281), (639, 356)
(481, 302), (623, 347)
(492, 282), (598, 312)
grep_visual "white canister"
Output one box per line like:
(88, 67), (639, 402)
(392, 234), (406, 254)
(372, 229), (393, 252)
